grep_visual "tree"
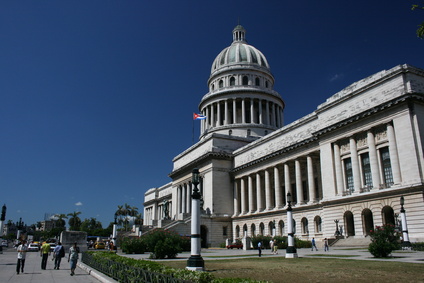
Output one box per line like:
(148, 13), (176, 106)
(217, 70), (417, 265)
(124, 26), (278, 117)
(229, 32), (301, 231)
(412, 2), (424, 38)
(67, 211), (82, 231)
(53, 214), (67, 228)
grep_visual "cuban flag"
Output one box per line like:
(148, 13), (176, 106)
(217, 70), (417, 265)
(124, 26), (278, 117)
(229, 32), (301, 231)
(193, 113), (206, 120)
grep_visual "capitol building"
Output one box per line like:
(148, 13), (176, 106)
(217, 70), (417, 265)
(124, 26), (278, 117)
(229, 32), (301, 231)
(143, 25), (424, 247)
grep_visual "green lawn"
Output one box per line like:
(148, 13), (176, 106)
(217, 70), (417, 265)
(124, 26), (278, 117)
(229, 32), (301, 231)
(161, 257), (424, 283)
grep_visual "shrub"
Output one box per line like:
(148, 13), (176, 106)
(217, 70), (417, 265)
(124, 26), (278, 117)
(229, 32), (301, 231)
(251, 235), (272, 249)
(368, 223), (400, 258)
(121, 237), (146, 254)
(412, 242), (424, 251)
(141, 229), (184, 259)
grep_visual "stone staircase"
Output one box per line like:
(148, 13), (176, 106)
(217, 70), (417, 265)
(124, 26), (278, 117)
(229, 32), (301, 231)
(331, 236), (371, 247)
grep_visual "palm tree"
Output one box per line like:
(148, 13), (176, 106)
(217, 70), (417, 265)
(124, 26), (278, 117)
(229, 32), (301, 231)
(54, 214), (67, 228)
(67, 211), (82, 231)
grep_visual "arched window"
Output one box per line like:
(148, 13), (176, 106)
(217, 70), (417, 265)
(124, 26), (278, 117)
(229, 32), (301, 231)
(314, 216), (322, 233)
(382, 206), (395, 225)
(268, 221), (275, 236)
(251, 223), (256, 237)
(278, 220), (284, 236)
(243, 224), (248, 238)
(230, 77), (236, 86)
(211, 84), (215, 91)
(301, 217), (309, 234)
(242, 76), (248, 85)
(255, 77), (260, 86)
(235, 225), (240, 238)
(362, 208), (374, 236)
(259, 222), (265, 235)
(219, 80), (224, 88)
(265, 81), (269, 88)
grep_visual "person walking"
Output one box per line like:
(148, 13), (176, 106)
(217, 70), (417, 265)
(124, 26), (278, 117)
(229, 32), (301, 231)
(257, 241), (262, 257)
(53, 242), (65, 269)
(311, 237), (318, 251)
(40, 241), (51, 270)
(270, 239), (275, 254)
(68, 242), (80, 276)
(324, 238), (329, 252)
(273, 239), (278, 254)
(16, 240), (28, 274)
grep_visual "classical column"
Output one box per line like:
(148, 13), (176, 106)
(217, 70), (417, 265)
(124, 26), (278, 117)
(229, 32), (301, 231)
(206, 107), (210, 130)
(295, 159), (304, 205)
(387, 123), (401, 184)
(284, 163), (291, 198)
(240, 177), (246, 214)
(307, 155), (316, 203)
(233, 180), (239, 216)
(248, 175), (254, 213)
(242, 99), (246, 124)
(258, 99), (263, 124)
(367, 130), (380, 189)
(334, 143), (344, 195)
(233, 99), (237, 124)
(250, 99), (255, 124)
(350, 137), (361, 192)
(182, 185), (187, 213)
(265, 101), (270, 125)
(217, 101), (221, 126)
(224, 100), (229, 125)
(187, 183), (191, 213)
(272, 103), (276, 127)
(211, 103), (215, 128)
(265, 169), (272, 210)
(274, 166), (282, 208)
(178, 186), (182, 214)
(256, 172), (263, 212)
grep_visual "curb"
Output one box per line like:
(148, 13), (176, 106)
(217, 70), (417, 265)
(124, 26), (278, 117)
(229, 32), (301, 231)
(78, 262), (119, 283)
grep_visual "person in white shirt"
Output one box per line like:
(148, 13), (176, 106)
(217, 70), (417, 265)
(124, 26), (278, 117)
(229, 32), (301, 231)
(16, 240), (28, 274)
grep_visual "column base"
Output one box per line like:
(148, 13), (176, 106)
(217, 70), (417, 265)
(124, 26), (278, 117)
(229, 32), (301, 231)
(285, 246), (298, 258)
(186, 255), (205, 271)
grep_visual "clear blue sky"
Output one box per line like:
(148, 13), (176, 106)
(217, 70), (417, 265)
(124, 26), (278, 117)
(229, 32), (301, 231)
(1, 1), (423, 228)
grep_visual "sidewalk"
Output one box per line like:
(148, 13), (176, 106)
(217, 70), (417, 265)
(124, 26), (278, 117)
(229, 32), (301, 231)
(122, 246), (424, 264)
(0, 247), (106, 283)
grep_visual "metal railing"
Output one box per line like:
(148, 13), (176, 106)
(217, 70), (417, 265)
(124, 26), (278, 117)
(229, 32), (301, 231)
(82, 252), (192, 283)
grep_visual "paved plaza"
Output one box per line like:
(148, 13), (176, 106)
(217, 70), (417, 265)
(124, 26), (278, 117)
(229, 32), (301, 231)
(1, 246), (423, 282)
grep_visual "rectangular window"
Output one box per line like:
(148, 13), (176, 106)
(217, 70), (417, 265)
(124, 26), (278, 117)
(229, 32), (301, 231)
(344, 158), (354, 192)
(361, 153), (372, 187)
(223, 226), (227, 236)
(380, 147), (393, 186)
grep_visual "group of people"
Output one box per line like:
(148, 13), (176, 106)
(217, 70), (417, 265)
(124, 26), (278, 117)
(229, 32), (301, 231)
(311, 237), (330, 252)
(16, 240), (80, 276)
(257, 238), (282, 257)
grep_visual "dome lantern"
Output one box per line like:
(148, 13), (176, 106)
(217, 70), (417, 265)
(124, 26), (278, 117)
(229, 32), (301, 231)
(232, 25), (246, 42)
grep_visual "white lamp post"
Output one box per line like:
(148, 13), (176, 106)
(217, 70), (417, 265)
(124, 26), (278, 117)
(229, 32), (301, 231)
(285, 193), (298, 258)
(186, 168), (205, 271)
(400, 196), (411, 249)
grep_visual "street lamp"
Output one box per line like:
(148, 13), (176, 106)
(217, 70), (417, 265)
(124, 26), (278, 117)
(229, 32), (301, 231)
(186, 168), (205, 271)
(285, 192), (298, 258)
(400, 196), (411, 249)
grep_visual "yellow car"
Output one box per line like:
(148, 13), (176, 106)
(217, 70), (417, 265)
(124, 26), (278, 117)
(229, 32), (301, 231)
(94, 242), (105, 249)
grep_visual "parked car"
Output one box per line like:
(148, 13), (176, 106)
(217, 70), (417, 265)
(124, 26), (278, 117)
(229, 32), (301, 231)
(1, 240), (8, 247)
(94, 242), (105, 249)
(28, 243), (40, 252)
(226, 243), (243, 249)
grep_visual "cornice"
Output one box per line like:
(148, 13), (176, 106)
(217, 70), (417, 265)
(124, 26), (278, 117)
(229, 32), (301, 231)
(314, 93), (424, 137)
(169, 151), (233, 179)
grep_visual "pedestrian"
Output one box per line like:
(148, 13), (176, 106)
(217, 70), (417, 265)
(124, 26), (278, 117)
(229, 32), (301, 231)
(68, 242), (80, 276)
(257, 241), (262, 257)
(311, 237), (318, 251)
(273, 239), (278, 254)
(53, 242), (65, 269)
(269, 239), (275, 254)
(40, 241), (51, 270)
(324, 238), (329, 252)
(16, 240), (28, 275)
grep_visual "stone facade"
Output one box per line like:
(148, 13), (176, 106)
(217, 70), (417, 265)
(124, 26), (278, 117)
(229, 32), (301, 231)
(144, 25), (424, 247)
